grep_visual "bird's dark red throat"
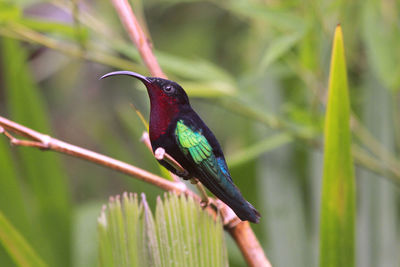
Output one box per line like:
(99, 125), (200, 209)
(100, 71), (180, 141)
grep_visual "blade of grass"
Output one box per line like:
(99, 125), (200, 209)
(259, 30), (305, 72)
(361, 0), (400, 91)
(98, 206), (114, 267)
(141, 194), (161, 267)
(0, 211), (47, 267)
(0, 136), (28, 235)
(320, 25), (355, 267)
(123, 193), (140, 267)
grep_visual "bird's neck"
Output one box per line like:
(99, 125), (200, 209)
(149, 99), (181, 141)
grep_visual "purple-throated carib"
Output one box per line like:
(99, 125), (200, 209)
(101, 71), (260, 223)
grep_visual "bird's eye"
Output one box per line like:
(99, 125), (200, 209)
(163, 85), (175, 94)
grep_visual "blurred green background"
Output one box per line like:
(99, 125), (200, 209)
(0, 0), (399, 266)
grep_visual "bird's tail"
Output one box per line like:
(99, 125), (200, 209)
(238, 200), (261, 223)
(221, 193), (261, 224)
(198, 172), (261, 223)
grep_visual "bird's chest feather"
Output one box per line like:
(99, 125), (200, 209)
(148, 97), (179, 141)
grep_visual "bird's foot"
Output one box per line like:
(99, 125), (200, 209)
(192, 180), (210, 208)
(190, 178), (199, 184)
(200, 198), (210, 208)
(177, 170), (191, 180)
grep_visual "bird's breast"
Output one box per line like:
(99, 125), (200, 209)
(149, 104), (179, 141)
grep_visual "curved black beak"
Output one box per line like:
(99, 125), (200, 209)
(100, 71), (151, 84)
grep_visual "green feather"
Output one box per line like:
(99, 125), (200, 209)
(175, 120), (238, 197)
(175, 120), (212, 164)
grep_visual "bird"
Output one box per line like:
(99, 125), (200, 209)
(101, 71), (260, 223)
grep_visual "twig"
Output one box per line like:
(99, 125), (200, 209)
(351, 116), (400, 178)
(192, 180), (210, 206)
(110, 0), (165, 78)
(228, 221), (272, 267)
(0, 116), (185, 193)
(109, 1), (271, 266)
(154, 147), (188, 176)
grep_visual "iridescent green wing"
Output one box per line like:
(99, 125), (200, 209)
(175, 120), (236, 197)
(175, 120), (213, 164)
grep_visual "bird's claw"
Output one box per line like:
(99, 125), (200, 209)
(200, 198), (209, 208)
(190, 178), (199, 184)
(177, 170), (191, 180)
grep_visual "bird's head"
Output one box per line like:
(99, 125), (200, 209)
(100, 71), (190, 108)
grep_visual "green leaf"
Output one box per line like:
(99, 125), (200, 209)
(218, 0), (305, 30)
(0, 136), (28, 235)
(0, 211), (47, 267)
(259, 30), (305, 71)
(1, 37), (71, 267)
(19, 18), (88, 41)
(320, 25), (355, 267)
(140, 194), (161, 267)
(0, 137), (29, 266)
(362, 0), (400, 91)
(0, 2), (21, 23)
(98, 192), (227, 267)
(98, 207), (114, 267)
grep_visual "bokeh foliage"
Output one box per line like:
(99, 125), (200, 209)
(0, 0), (399, 266)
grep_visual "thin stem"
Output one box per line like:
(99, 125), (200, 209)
(351, 116), (400, 178)
(154, 147), (188, 176)
(392, 91), (400, 154)
(351, 144), (399, 183)
(71, 0), (86, 50)
(110, 0), (165, 78)
(193, 180), (210, 206)
(0, 116), (185, 193)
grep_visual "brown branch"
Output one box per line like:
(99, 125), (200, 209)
(109, 1), (271, 266)
(228, 221), (272, 267)
(111, 0), (165, 78)
(0, 116), (185, 193)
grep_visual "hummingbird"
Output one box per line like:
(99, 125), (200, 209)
(101, 71), (260, 223)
